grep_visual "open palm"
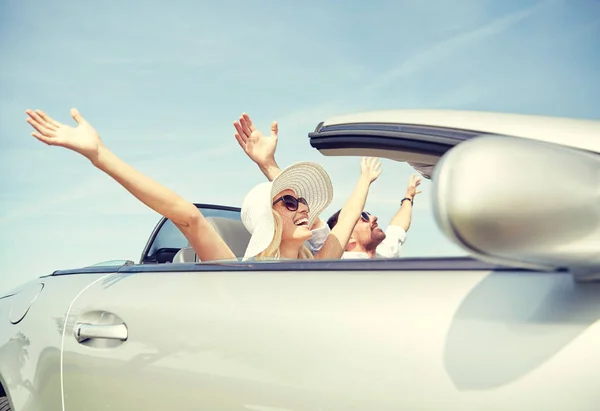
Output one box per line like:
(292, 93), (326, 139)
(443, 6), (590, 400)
(25, 108), (103, 160)
(405, 174), (423, 198)
(361, 157), (383, 183)
(233, 113), (278, 165)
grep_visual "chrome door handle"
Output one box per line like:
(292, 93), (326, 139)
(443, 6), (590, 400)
(75, 323), (128, 343)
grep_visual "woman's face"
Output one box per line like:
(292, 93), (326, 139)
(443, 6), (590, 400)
(272, 189), (313, 242)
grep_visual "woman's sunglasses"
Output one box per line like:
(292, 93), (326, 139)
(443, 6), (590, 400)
(273, 195), (310, 212)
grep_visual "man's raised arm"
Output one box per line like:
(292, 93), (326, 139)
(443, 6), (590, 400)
(389, 174), (422, 232)
(233, 112), (327, 233)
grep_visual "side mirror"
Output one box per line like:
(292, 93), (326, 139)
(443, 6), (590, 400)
(432, 135), (600, 279)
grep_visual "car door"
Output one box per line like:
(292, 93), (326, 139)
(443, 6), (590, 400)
(59, 259), (600, 411)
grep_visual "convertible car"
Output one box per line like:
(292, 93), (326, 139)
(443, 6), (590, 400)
(1, 110), (599, 411)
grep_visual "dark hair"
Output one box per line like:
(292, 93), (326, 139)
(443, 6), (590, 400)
(326, 209), (342, 229)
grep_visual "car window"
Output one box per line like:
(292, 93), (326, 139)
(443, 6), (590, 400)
(144, 206), (241, 262)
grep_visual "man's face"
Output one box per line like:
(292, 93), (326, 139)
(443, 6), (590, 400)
(351, 212), (386, 250)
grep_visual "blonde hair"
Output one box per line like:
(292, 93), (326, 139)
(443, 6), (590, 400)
(257, 210), (314, 260)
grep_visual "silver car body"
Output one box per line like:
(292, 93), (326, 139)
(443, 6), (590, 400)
(1, 110), (599, 411)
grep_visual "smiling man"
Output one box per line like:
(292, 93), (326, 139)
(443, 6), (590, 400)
(232, 112), (421, 259)
(323, 174), (420, 259)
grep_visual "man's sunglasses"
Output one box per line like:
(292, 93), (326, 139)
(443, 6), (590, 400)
(360, 211), (371, 222)
(273, 195), (310, 212)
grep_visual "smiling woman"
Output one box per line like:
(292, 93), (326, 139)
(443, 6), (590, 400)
(240, 162), (333, 260)
(24, 108), (381, 262)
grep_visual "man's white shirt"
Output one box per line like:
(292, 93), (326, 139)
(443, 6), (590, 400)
(306, 224), (407, 258)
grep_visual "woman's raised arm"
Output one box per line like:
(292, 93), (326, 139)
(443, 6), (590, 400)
(25, 108), (235, 262)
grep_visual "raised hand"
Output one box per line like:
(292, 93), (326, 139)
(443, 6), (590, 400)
(360, 157), (383, 183)
(405, 174), (423, 199)
(314, 156), (383, 259)
(233, 112), (278, 167)
(25, 108), (103, 161)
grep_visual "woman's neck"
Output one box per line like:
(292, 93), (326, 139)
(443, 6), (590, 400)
(279, 240), (303, 259)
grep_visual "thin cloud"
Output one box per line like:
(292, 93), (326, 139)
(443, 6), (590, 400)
(367, 1), (549, 92)
(0, 174), (109, 224)
(258, 4), (549, 135)
(131, 144), (237, 170)
(0, 144), (237, 224)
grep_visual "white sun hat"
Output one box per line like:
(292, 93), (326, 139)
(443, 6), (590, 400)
(241, 161), (334, 259)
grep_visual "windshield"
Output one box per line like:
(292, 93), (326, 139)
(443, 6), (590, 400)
(143, 205), (241, 263)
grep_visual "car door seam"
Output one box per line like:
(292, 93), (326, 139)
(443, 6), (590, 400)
(60, 273), (115, 411)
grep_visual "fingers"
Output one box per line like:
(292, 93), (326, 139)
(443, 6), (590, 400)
(239, 116), (252, 137)
(234, 132), (246, 149)
(361, 157), (382, 181)
(25, 109), (46, 127)
(409, 173), (422, 187)
(374, 159), (382, 174)
(365, 157), (380, 170)
(25, 110), (56, 137)
(233, 121), (247, 144)
(242, 113), (256, 132)
(373, 158), (383, 177)
(409, 173), (423, 196)
(35, 109), (61, 131)
(270, 121), (278, 139)
(31, 131), (55, 146)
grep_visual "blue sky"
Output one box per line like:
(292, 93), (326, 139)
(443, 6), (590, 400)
(1, 0), (599, 293)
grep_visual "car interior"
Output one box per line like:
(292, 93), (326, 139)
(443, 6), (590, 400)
(171, 216), (252, 263)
